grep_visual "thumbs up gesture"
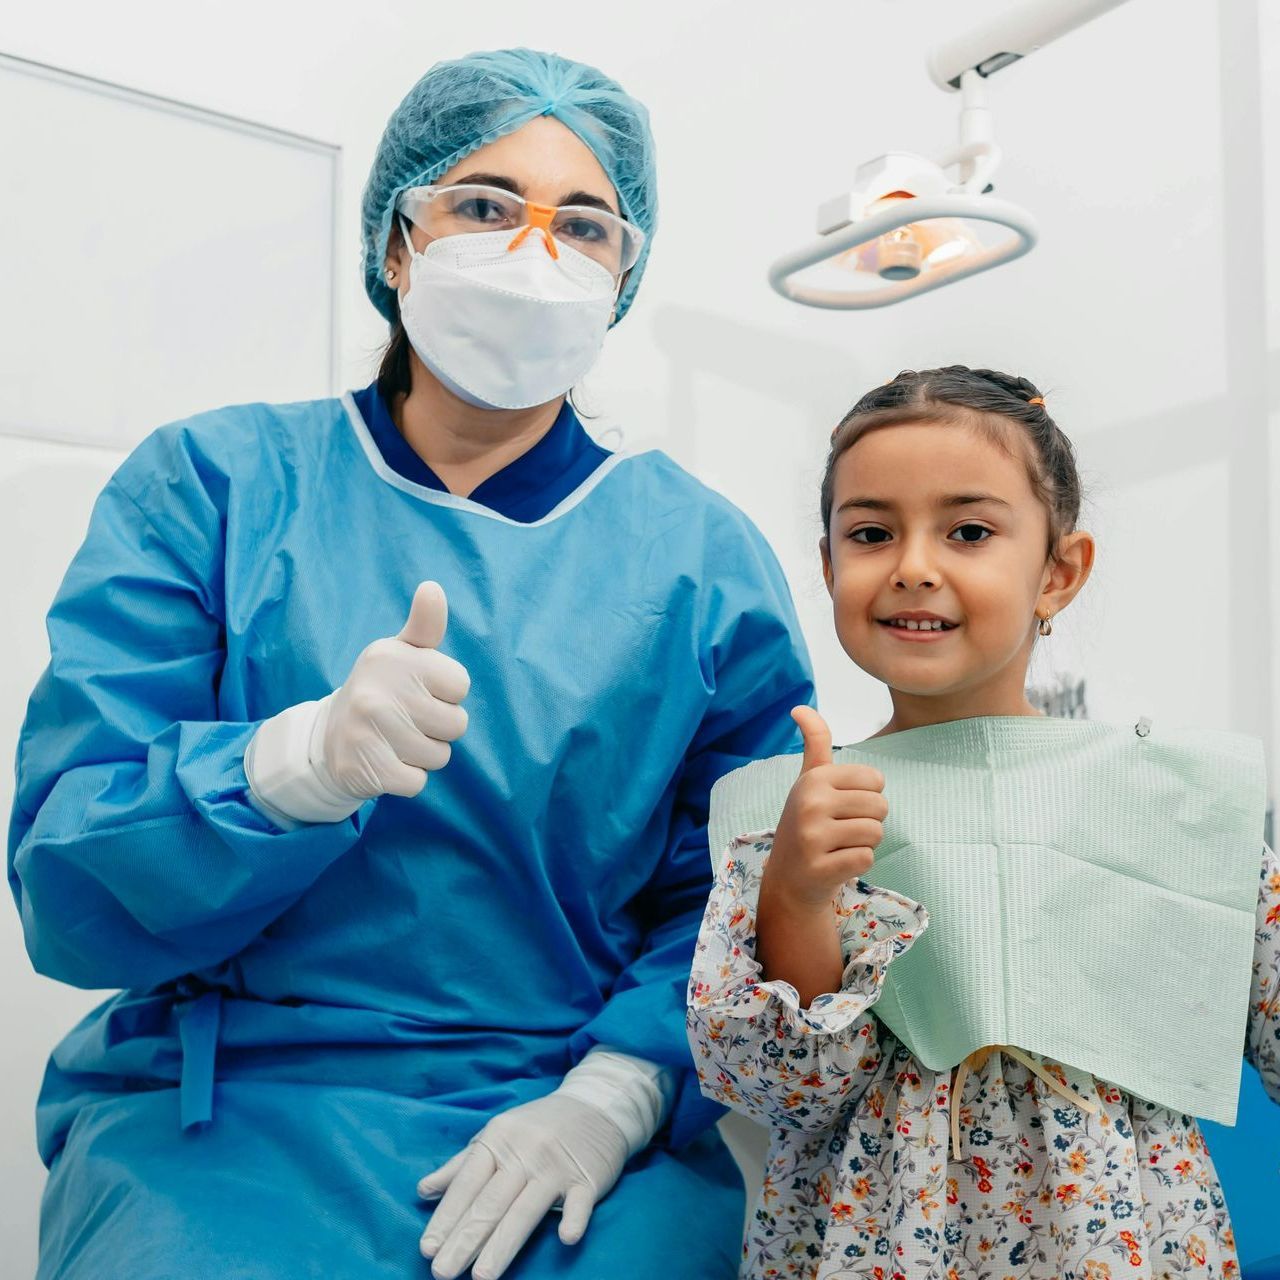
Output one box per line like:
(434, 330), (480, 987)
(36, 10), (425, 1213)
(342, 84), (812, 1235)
(315, 581), (471, 802)
(763, 707), (887, 909)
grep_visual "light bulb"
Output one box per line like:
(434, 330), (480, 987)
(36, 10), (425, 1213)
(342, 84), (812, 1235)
(876, 227), (924, 280)
(832, 213), (984, 281)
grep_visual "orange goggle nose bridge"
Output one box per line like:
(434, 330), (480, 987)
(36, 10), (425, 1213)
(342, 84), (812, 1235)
(506, 202), (560, 259)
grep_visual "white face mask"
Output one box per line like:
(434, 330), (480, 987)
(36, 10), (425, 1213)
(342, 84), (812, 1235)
(397, 222), (618, 411)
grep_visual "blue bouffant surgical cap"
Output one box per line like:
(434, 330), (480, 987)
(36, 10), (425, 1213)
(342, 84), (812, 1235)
(361, 48), (658, 326)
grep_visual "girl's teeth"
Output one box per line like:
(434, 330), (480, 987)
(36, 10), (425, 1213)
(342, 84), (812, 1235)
(891, 619), (946, 630)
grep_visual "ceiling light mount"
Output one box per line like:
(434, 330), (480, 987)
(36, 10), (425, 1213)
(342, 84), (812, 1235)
(768, 0), (1133, 310)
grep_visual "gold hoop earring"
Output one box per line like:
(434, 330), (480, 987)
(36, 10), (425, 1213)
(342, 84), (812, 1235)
(1038, 614), (1053, 637)
(385, 269), (396, 284)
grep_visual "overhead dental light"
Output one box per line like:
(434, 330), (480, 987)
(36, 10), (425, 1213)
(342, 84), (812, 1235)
(768, 0), (1133, 310)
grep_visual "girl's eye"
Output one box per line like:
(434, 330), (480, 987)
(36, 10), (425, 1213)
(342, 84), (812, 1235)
(849, 527), (892, 545)
(949, 523), (992, 544)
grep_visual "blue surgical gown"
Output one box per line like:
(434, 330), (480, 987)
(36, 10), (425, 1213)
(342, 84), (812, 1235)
(8, 389), (814, 1279)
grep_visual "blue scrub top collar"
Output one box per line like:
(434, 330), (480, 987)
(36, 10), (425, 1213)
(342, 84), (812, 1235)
(350, 382), (611, 525)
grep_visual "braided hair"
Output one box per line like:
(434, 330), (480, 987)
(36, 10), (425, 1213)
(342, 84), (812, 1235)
(819, 366), (1082, 557)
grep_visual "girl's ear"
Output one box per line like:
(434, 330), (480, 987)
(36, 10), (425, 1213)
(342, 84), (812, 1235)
(1038, 530), (1095, 618)
(820, 535), (834, 597)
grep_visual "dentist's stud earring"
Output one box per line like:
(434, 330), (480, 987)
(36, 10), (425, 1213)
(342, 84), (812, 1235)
(1038, 613), (1054, 637)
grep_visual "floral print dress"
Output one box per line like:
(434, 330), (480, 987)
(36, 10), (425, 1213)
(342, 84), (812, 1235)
(686, 834), (1280, 1280)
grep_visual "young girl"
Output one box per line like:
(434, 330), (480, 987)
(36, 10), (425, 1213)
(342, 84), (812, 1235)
(686, 366), (1280, 1280)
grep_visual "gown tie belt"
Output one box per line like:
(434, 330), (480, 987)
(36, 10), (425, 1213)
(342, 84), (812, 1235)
(949, 1045), (1100, 1160)
(177, 992), (223, 1130)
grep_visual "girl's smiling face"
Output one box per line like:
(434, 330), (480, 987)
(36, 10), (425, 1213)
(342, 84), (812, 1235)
(821, 416), (1094, 725)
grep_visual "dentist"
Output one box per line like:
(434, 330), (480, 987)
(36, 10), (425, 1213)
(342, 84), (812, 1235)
(9, 47), (812, 1280)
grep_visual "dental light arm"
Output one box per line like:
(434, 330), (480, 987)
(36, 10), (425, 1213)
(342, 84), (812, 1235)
(927, 0), (1133, 91)
(768, 0), (1134, 309)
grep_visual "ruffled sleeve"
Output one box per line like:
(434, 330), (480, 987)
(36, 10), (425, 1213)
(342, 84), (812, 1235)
(686, 831), (928, 1133)
(1246, 842), (1280, 1104)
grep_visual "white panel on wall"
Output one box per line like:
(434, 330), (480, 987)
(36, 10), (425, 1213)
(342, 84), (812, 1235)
(1264, 0), (1280, 354)
(0, 52), (338, 450)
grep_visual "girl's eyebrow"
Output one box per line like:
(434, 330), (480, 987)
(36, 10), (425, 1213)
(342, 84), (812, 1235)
(836, 493), (1012, 514)
(836, 497), (893, 513)
(942, 493), (1012, 509)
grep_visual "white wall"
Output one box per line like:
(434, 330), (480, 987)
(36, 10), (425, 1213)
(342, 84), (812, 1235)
(1, 0), (1276, 1273)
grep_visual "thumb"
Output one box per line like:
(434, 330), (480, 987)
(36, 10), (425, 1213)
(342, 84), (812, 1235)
(792, 705), (833, 773)
(398, 581), (447, 649)
(558, 1185), (595, 1246)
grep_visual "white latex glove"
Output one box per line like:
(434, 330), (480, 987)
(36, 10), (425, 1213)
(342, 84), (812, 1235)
(418, 1051), (671, 1280)
(244, 581), (470, 825)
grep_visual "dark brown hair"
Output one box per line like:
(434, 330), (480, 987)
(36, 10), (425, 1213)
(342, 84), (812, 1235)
(377, 317), (413, 402)
(376, 222), (413, 402)
(820, 365), (1082, 556)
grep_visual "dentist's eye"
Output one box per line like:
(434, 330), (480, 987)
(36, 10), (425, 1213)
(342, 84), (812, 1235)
(849, 527), (892, 545)
(457, 198), (508, 222)
(949, 523), (993, 544)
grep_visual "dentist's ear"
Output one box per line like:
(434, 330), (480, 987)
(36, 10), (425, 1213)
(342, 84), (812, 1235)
(384, 223), (407, 291)
(820, 536), (834, 597)
(609, 271), (628, 326)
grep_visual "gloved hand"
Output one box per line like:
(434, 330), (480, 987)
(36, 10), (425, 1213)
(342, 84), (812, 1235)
(313, 580), (470, 800)
(418, 1049), (672, 1280)
(244, 581), (470, 826)
(418, 1094), (628, 1280)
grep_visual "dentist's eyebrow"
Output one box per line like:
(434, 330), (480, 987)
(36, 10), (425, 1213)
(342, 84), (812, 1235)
(450, 173), (525, 194)
(558, 190), (618, 213)
(446, 174), (618, 215)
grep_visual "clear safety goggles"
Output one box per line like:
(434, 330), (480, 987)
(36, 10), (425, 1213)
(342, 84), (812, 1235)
(397, 183), (646, 276)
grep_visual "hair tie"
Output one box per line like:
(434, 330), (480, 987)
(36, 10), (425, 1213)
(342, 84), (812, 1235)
(1028, 396), (1045, 406)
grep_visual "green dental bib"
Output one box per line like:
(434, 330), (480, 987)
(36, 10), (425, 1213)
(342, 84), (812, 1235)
(708, 715), (1266, 1124)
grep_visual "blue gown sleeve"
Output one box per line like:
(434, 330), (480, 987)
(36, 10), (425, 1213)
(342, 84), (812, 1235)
(569, 511), (815, 1150)
(7, 424), (368, 991)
